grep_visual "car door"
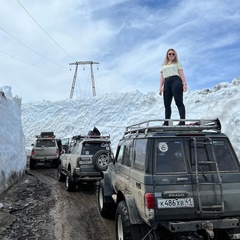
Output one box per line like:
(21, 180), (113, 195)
(111, 141), (131, 193)
(129, 138), (149, 218)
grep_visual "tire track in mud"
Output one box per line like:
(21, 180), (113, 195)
(32, 168), (115, 240)
(0, 167), (115, 240)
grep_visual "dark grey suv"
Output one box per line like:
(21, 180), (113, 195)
(98, 119), (240, 240)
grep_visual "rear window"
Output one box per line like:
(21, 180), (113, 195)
(155, 140), (187, 173)
(81, 142), (110, 155)
(36, 139), (56, 147)
(189, 139), (238, 172)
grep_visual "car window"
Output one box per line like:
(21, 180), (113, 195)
(189, 139), (238, 172)
(133, 139), (147, 171)
(155, 140), (187, 174)
(116, 145), (124, 164)
(36, 139), (56, 147)
(81, 142), (110, 155)
(61, 138), (69, 146)
(115, 144), (132, 167)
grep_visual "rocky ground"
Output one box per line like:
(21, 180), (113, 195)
(0, 166), (115, 240)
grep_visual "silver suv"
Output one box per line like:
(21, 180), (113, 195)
(57, 132), (112, 191)
(98, 119), (240, 240)
(30, 132), (60, 169)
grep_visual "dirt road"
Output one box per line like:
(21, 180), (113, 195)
(0, 166), (115, 240)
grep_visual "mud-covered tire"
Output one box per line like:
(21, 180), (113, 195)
(29, 158), (36, 169)
(116, 201), (150, 240)
(53, 159), (60, 169)
(57, 164), (66, 182)
(65, 171), (76, 192)
(92, 150), (110, 171)
(116, 201), (132, 240)
(98, 180), (115, 219)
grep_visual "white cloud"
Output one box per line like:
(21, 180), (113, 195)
(0, 0), (239, 102)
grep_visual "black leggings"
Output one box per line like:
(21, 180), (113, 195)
(163, 75), (186, 119)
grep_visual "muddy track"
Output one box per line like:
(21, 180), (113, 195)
(0, 166), (115, 240)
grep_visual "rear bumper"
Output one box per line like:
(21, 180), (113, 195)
(74, 168), (102, 182)
(160, 217), (240, 232)
(31, 156), (59, 163)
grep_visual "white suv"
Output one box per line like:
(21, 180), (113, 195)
(30, 132), (60, 169)
(57, 133), (112, 191)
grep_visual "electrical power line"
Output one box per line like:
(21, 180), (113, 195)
(0, 49), (67, 71)
(17, 0), (76, 62)
(0, 26), (67, 69)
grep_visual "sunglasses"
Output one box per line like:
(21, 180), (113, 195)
(168, 53), (175, 56)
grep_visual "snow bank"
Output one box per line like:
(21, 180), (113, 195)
(1, 78), (239, 195)
(0, 86), (26, 194)
(22, 78), (240, 159)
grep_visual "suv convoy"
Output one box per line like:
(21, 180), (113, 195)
(98, 119), (240, 240)
(30, 132), (60, 169)
(57, 133), (112, 191)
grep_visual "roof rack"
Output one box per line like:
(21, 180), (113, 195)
(72, 134), (110, 141)
(123, 119), (221, 137)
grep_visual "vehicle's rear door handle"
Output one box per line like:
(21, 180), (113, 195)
(177, 177), (188, 182)
(136, 182), (141, 189)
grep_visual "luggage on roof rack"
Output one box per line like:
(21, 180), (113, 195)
(88, 127), (101, 136)
(36, 132), (55, 138)
(124, 118), (221, 137)
(72, 134), (110, 141)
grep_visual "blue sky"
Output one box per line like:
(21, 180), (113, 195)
(0, 0), (239, 102)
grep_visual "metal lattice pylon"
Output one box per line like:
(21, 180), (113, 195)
(69, 61), (99, 99)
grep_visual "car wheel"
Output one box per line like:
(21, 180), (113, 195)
(116, 201), (150, 240)
(116, 201), (132, 240)
(65, 170), (76, 192)
(98, 180), (115, 219)
(53, 159), (60, 169)
(29, 158), (35, 170)
(92, 150), (110, 171)
(57, 164), (66, 182)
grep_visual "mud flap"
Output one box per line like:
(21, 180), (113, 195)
(125, 194), (144, 225)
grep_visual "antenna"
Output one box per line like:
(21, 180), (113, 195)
(69, 61), (99, 99)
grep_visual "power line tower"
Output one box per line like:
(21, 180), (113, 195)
(69, 61), (99, 99)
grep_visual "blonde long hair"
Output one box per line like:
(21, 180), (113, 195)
(162, 48), (179, 65)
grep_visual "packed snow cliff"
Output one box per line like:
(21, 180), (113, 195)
(0, 86), (26, 194)
(0, 78), (239, 194)
(22, 77), (240, 159)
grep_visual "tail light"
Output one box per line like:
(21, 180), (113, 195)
(145, 193), (155, 220)
(31, 149), (35, 156)
(56, 149), (59, 155)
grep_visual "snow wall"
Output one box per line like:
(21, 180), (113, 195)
(0, 86), (26, 194)
(22, 78), (240, 160)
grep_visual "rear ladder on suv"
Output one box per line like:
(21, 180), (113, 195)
(192, 137), (224, 216)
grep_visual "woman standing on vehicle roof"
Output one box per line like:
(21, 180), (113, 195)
(159, 48), (187, 125)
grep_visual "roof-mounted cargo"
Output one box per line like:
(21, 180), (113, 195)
(36, 131), (55, 138)
(72, 134), (110, 141)
(123, 118), (221, 137)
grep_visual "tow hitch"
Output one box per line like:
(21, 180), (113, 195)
(202, 221), (214, 239)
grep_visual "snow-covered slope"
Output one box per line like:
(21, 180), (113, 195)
(22, 78), (240, 159)
(0, 87), (26, 194)
(1, 78), (239, 194)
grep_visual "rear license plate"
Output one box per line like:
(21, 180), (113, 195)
(157, 198), (194, 208)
